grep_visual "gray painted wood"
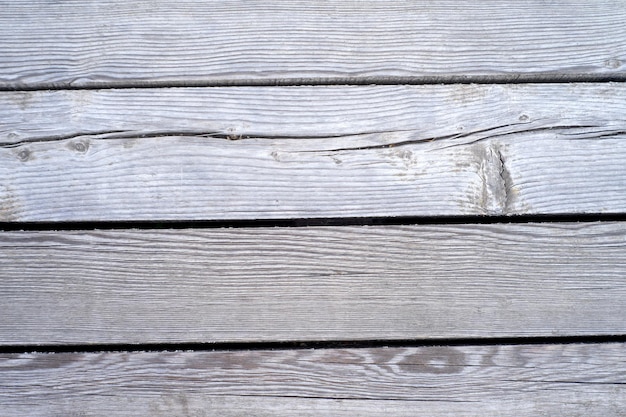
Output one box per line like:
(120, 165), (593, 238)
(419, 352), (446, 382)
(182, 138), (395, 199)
(1, 1), (625, 88)
(1, 223), (625, 345)
(1, 84), (625, 221)
(2, 343), (625, 415)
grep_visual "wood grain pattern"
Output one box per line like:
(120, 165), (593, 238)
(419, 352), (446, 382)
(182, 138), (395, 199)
(3, 83), (625, 145)
(1, 223), (625, 345)
(2, 343), (625, 415)
(1, 84), (626, 221)
(1, 0), (625, 88)
(3, 3), (625, 414)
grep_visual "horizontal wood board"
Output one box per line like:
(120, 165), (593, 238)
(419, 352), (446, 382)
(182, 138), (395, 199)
(1, 222), (625, 345)
(1, 1), (625, 88)
(2, 343), (625, 416)
(1, 84), (626, 221)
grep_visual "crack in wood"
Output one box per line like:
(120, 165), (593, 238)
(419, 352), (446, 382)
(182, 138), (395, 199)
(0, 129), (419, 148)
(0, 130), (129, 148)
(477, 143), (508, 215)
(496, 146), (512, 213)
(296, 124), (524, 153)
(1, 122), (609, 151)
(438, 124), (601, 150)
(575, 130), (626, 140)
(295, 122), (603, 153)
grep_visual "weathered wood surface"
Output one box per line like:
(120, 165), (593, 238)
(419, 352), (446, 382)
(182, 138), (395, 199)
(1, 223), (625, 345)
(1, 1), (625, 88)
(2, 343), (625, 416)
(3, 84), (625, 145)
(1, 84), (625, 221)
(3, 2), (625, 415)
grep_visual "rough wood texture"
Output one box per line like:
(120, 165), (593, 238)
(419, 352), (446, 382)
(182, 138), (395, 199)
(1, 223), (625, 345)
(3, 3), (625, 415)
(3, 84), (625, 145)
(1, 84), (625, 221)
(2, 343), (625, 416)
(1, 1), (625, 88)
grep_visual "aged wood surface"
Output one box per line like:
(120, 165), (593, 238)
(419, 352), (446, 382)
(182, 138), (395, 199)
(3, 84), (625, 146)
(3, 2), (625, 415)
(1, 1), (625, 88)
(1, 223), (625, 345)
(1, 84), (625, 221)
(2, 343), (625, 416)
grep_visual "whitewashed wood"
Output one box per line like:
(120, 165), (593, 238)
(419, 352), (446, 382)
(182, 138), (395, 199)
(2, 344), (625, 415)
(1, 1), (625, 88)
(1, 223), (625, 345)
(1, 84), (625, 221)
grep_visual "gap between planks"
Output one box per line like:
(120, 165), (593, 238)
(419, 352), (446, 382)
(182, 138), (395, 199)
(3, 213), (626, 233)
(3, 74), (626, 92)
(3, 334), (626, 355)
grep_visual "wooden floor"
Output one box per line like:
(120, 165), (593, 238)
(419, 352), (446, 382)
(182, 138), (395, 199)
(1, 1), (626, 415)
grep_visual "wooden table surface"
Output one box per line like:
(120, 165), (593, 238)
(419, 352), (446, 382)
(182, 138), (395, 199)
(1, 1), (625, 415)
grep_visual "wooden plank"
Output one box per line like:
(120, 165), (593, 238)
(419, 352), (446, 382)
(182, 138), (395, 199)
(1, 0), (625, 88)
(1, 84), (626, 221)
(1, 223), (625, 345)
(2, 343), (625, 415)
(3, 83), (625, 146)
